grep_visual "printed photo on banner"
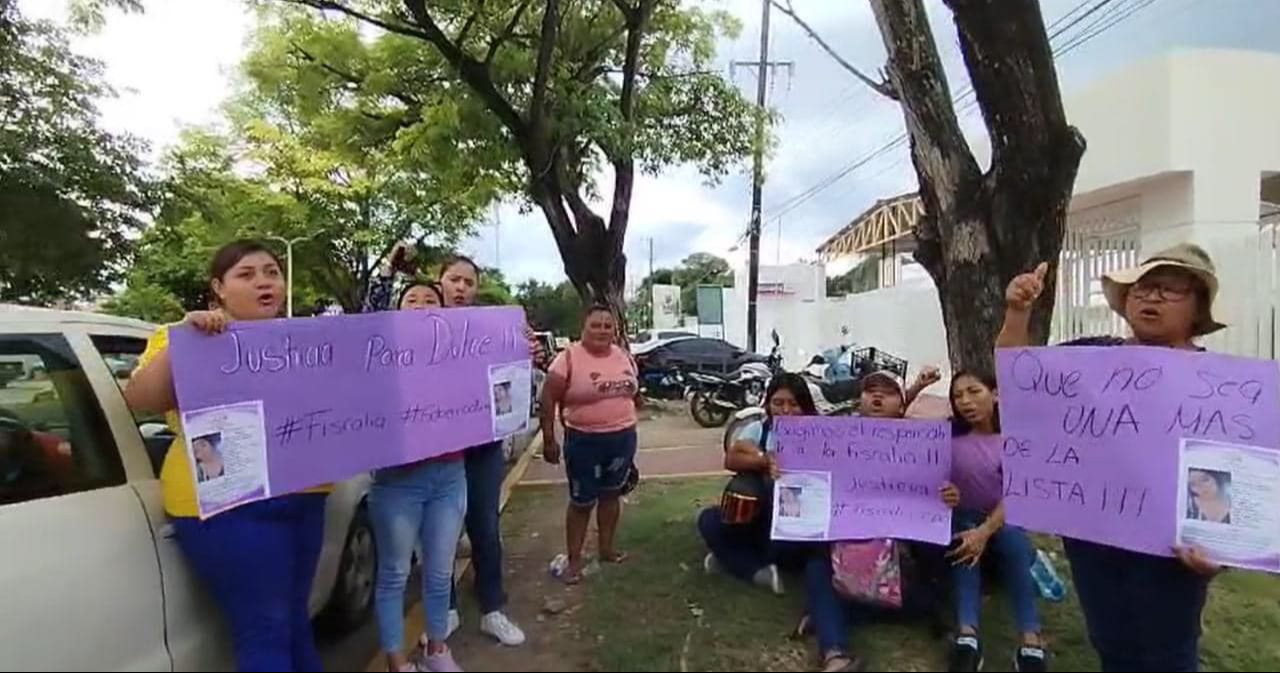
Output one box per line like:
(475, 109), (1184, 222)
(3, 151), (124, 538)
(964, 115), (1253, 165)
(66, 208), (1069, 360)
(181, 401), (271, 519)
(1177, 438), (1280, 573)
(771, 471), (832, 541)
(489, 361), (532, 439)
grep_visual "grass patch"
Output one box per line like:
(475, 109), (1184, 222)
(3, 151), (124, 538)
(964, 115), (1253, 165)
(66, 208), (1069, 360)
(515, 478), (1280, 671)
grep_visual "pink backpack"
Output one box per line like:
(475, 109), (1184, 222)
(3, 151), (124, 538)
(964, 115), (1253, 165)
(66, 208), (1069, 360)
(830, 539), (904, 609)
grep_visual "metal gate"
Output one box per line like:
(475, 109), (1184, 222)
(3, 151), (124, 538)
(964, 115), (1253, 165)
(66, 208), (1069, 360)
(1051, 200), (1142, 344)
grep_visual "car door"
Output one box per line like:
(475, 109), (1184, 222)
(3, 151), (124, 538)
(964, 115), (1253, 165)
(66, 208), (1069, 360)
(89, 332), (234, 673)
(0, 329), (171, 672)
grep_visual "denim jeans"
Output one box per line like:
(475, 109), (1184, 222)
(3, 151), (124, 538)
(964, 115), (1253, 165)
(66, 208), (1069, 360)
(172, 493), (327, 672)
(370, 458), (467, 650)
(564, 427), (637, 507)
(451, 441), (507, 614)
(952, 509), (1040, 633)
(697, 507), (813, 582)
(1065, 538), (1208, 672)
(805, 549), (879, 655)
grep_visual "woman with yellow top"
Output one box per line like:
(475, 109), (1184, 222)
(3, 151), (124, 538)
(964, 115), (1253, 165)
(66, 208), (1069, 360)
(125, 239), (328, 672)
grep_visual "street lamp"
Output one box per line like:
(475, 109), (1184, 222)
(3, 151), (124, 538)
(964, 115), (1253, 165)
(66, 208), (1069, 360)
(265, 234), (314, 318)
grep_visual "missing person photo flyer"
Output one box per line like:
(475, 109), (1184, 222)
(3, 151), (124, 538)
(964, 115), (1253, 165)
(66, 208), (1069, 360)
(488, 361), (532, 439)
(1177, 438), (1280, 573)
(771, 470), (833, 541)
(181, 400), (272, 519)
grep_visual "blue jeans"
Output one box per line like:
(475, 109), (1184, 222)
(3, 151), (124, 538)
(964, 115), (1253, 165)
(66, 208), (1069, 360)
(697, 507), (813, 582)
(564, 427), (637, 507)
(805, 549), (877, 655)
(370, 458), (467, 651)
(452, 441), (507, 614)
(952, 509), (1040, 634)
(172, 493), (327, 672)
(1065, 538), (1208, 672)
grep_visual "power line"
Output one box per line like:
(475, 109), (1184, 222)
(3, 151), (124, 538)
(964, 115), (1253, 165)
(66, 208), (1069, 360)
(760, 0), (1158, 226)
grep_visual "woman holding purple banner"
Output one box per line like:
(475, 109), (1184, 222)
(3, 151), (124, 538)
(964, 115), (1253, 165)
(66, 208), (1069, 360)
(439, 254), (544, 649)
(997, 243), (1225, 672)
(125, 239), (329, 672)
(945, 371), (1046, 673)
(363, 242), (467, 672)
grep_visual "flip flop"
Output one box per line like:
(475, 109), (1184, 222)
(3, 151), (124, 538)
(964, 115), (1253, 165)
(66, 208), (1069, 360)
(601, 551), (628, 564)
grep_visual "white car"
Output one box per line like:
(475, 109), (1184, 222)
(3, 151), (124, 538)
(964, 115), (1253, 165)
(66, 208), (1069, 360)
(629, 329), (698, 356)
(0, 306), (375, 671)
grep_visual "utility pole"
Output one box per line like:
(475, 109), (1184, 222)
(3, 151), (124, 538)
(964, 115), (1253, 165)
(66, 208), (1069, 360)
(648, 237), (655, 329)
(732, 0), (792, 352)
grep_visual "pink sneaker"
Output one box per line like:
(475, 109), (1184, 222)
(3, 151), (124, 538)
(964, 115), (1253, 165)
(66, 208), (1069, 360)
(422, 646), (464, 673)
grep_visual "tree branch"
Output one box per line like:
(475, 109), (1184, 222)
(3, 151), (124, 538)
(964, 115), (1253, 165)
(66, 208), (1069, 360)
(772, 0), (897, 100)
(485, 0), (535, 64)
(289, 43), (425, 110)
(571, 23), (628, 82)
(456, 1), (485, 46)
(282, 0), (431, 42)
(397, 0), (528, 141)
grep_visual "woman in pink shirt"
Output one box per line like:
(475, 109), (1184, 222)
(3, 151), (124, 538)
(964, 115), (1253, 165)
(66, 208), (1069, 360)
(540, 305), (639, 583)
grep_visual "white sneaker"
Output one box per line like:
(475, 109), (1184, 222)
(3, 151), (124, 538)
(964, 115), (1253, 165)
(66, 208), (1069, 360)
(480, 611), (526, 646)
(752, 564), (784, 596)
(703, 553), (722, 575)
(418, 610), (462, 651)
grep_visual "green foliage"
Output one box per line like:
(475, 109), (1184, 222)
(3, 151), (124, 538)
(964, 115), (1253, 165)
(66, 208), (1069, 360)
(517, 279), (583, 337)
(0, 1), (153, 304)
(100, 279), (185, 324)
(826, 256), (880, 296)
(635, 252), (734, 325)
(269, 0), (760, 302)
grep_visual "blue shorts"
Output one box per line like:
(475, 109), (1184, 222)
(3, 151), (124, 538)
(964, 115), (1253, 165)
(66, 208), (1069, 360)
(563, 427), (638, 507)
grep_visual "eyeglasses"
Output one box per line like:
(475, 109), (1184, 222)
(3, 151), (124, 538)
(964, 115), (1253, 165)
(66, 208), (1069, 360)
(1130, 281), (1193, 302)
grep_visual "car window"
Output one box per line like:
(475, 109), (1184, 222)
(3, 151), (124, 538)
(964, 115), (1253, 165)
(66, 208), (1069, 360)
(0, 334), (126, 506)
(658, 331), (695, 340)
(90, 335), (169, 478)
(632, 331), (653, 344)
(664, 340), (701, 355)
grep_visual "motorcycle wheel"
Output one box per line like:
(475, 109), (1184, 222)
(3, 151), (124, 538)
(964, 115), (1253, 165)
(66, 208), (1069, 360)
(690, 391), (732, 428)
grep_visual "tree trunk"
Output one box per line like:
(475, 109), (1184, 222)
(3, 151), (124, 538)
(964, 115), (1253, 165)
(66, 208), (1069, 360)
(868, 0), (1085, 374)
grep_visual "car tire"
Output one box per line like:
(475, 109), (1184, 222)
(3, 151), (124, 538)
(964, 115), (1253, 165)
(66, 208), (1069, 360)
(690, 391), (731, 428)
(326, 503), (376, 632)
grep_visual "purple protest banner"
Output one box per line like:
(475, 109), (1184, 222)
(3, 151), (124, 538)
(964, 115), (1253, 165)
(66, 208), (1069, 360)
(169, 307), (530, 518)
(997, 346), (1280, 557)
(771, 416), (952, 545)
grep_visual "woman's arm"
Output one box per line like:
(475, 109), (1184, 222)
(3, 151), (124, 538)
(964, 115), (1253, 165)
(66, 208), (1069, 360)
(997, 263), (1048, 349)
(363, 270), (396, 313)
(124, 348), (177, 415)
(539, 371), (567, 463)
(725, 439), (773, 477)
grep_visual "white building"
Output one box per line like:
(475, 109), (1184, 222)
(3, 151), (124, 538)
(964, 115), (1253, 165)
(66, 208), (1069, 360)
(720, 48), (1280, 375)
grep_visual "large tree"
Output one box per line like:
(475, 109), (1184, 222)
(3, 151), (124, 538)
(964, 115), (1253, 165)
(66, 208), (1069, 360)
(777, 0), (1085, 372)
(0, 0), (153, 304)
(275, 0), (759, 317)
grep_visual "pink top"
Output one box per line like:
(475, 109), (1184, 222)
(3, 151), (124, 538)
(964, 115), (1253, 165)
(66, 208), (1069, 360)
(549, 343), (639, 433)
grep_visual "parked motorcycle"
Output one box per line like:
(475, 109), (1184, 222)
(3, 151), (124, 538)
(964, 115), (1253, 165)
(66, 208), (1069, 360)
(723, 344), (909, 447)
(687, 333), (784, 428)
(639, 367), (691, 401)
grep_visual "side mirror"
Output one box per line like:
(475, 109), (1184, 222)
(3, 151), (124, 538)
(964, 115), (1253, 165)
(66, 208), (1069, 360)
(809, 355), (825, 366)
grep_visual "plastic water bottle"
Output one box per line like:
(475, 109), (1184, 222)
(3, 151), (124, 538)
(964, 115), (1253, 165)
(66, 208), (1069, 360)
(1029, 549), (1067, 602)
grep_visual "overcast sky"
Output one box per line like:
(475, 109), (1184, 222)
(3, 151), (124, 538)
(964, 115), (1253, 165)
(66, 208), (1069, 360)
(23, 0), (1280, 287)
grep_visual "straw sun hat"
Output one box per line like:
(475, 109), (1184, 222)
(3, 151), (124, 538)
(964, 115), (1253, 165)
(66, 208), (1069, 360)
(1100, 242), (1226, 336)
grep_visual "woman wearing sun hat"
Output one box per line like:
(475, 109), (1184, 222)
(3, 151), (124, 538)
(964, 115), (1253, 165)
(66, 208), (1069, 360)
(997, 243), (1225, 672)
